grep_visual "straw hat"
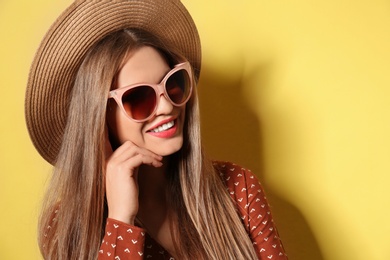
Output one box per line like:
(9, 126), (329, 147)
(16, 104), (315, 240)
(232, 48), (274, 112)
(25, 0), (201, 165)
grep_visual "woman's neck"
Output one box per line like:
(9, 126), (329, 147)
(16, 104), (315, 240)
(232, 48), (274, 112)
(137, 156), (169, 205)
(136, 157), (177, 258)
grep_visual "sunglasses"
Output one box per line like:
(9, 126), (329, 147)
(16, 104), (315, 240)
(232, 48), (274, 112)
(108, 62), (193, 122)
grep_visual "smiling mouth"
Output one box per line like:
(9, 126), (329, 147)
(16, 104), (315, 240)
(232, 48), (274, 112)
(149, 120), (175, 133)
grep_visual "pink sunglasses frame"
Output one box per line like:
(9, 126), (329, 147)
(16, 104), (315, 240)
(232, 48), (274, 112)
(108, 62), (193, 122)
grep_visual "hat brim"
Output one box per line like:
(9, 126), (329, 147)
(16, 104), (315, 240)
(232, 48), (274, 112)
(25, 0), (201, 165)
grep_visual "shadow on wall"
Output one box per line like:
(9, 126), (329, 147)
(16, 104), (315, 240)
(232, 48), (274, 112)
(198, 64), (324, 260)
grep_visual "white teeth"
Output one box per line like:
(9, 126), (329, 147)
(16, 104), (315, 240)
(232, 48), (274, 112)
(151, 121), (175, 133)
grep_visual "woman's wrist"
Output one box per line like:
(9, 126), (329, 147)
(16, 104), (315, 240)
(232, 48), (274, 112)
(108, 214), (136, 225)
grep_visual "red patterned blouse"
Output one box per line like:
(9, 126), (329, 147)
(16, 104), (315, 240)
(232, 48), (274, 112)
(98, 161), (287, 259)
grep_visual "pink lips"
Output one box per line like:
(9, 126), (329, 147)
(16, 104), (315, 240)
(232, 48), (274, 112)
(146, 117), (178, 138)
(147, 117), (176, 132)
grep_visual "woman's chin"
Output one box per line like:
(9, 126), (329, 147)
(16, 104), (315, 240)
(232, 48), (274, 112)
(150, 139), (183, 157)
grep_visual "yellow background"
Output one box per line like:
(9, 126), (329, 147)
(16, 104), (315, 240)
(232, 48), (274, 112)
(1, 0), (389, 259)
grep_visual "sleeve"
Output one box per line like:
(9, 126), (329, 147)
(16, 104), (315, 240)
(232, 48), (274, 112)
(98, 218), (146, 259)
(221, 162), (288, 259)
(242, 168), (287, 259)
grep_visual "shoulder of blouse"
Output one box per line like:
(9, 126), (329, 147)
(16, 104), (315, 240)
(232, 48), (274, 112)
(212, 161), (288, 259)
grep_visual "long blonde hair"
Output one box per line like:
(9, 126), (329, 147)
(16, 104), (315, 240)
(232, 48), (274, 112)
(38, 29), (258, 259)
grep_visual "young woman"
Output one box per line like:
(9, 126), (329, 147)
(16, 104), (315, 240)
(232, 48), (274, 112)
(25, 1), (287, 259)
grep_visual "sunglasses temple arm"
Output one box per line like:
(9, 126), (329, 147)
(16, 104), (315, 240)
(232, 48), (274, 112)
(108, 91), (116, 99)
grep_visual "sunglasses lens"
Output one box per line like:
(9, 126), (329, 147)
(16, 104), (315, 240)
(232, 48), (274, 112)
(121, 86), (156, 120)
(166, 69), (191, 105)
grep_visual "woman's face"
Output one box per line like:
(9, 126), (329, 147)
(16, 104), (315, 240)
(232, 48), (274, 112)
(106, 46), (186, 156)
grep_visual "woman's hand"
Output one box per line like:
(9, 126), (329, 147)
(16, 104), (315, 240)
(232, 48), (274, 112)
(105, 138), (163, 225)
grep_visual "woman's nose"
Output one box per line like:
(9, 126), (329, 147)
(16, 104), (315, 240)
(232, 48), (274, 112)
(154, 94), (174, 116)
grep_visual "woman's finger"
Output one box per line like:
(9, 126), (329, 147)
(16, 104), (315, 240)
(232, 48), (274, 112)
(109, 140), (162, 163)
